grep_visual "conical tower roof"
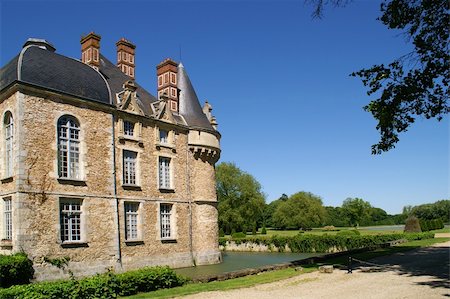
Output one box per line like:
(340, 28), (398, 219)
(178, 63), (215, 132)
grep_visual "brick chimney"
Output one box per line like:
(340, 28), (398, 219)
(80, 32), (101, 70)
(116, 38), (136, 79)
(156, 58), (178, 112)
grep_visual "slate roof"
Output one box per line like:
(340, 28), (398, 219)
(0, 44), (110, 104)
(178, 63), (214, 131)
(0, 39), (216, 133)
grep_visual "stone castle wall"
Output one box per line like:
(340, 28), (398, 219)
(0, 89), (220, 280)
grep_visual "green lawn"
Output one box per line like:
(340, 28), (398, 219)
(122, 236), (449, 299)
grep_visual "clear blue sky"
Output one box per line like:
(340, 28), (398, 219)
(1, 0), (448, 214)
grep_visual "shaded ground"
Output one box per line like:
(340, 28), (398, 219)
(181, 241), (450, 299)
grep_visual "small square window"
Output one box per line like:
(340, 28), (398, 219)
(159, 129), (168, 144)
(124, 121), (134, 137)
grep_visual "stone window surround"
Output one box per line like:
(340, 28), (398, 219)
(157, 202), (177, 241)
(118, 118), (143, 144)
(59, 197), (87, 247)
(155, 126), (175, 150)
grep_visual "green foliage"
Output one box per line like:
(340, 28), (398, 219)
(231, 232), (247, 239)
(221, 232), (434, 253)
(272, 192), (326, 230)
(0, 266), (187, 299)
(404, 216), (421, 233)
(350, 0), (449, 154)
(216, 162), (266, 234)
(336, 229), (360, 236)
(419, 219), (429, 232)
(341, 198), (372, 227)
(410, 200), (450, 223)
(0, 253), (34, 288)
(218, 229), (225, 238)
(261, 225), (267, 235)
(263, 194), (288, 228)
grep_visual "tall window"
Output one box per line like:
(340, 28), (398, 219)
(123, 150), (137, 185)
(4, 112), (13, 177)
(124, 121), (134, 137)
(60, 199), (82, 242)
(4, 198), (12, 240)
(159, 129), (168, 144)
(58, 116), (80, 179)
(158, 157), (171, 189)
(125, 202), (139, 240)
(160, 203), (172, 239)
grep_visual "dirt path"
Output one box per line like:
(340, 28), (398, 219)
(181, 241), (450, 299)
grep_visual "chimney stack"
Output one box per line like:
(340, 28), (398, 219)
(80, 32), (101, 70)
(156, 58), (178, 112)
(116, 38), (136, 79)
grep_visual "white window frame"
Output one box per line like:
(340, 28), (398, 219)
(160, 203), (173, 239)
(123, 150), (138, 186)
(4, 112), (13, 178)
(123, 120), (135, 137)
(124, 202), (140, 241)
(60, 199), (83, 243)
(158, 157), (171, 190)
(57, 115), (80, 180)
(3, 197), (12, 240)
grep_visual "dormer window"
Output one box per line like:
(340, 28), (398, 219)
(124, 121), (134, 137)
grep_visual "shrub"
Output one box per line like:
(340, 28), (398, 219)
(322, 225), (338, 231)
(222, 232), (434, 253)
(231, 232), (247, 238)
(404, 216), (421, 233)
(218, 229), (225, 238)
(0, 253), (34, 288)
(0, 266), (187, 299)
(261, 225), (267, 235)
(420, 219), (429, 232)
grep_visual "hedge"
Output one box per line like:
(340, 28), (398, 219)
(0, 266), (188, 299)
(0, 253), (34, 288)
(219, 232), (434, 253)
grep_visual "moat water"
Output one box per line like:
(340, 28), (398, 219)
(175, 251), (322, 279)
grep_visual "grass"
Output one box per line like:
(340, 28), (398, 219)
(122, 266), (318, 299)
(122, 236), (449, 299)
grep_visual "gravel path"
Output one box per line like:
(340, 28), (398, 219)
(181, 241), (450, 299)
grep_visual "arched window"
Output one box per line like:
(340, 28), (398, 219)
(58, 116), (80, 179)
(4, 112), (13, 177)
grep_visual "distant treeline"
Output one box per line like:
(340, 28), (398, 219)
(216, 162), (449, 234)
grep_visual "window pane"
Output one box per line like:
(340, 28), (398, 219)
(58, 116), (80, 179)
(160, 204), (172, 238)
(158, 157), (171, 189)
(60, 200), (82, 242)
(125, 202), (139, 240)
(124, 121), (134, 137)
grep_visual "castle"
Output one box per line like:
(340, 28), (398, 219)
(0, 33), (221, 280)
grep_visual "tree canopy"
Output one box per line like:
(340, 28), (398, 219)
(341, 197), (372, 227)
(272, 192), (326, 229)
(216, 162), (266, 234)
(309, 0), (449, 154)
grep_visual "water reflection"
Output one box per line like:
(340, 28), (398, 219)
(175, 251), (321, 279)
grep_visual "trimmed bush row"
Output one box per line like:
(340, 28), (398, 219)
(0, 253), (34, 288)
(219, 232), (434, 253)
(0, 266), (188, 299)
(420, 218), (444, 232)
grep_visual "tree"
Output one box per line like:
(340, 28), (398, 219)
(272, 191), (326, 229)
(309, 0), (449, 154)
(263, 194), (288, 228)
(411, 200), (450, 222)
(216, 162), (266, 234)
(341, 197), (372, 227)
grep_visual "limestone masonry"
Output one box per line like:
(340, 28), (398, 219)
(0, 33), (221, 281)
